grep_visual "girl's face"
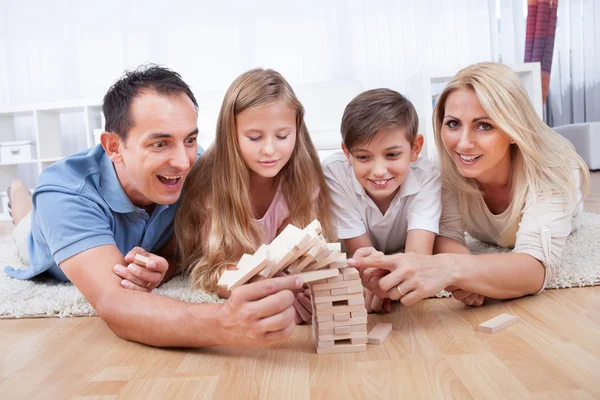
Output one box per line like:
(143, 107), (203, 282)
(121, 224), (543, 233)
(236, 100), (297, 181)
(440, 89), (513, 183)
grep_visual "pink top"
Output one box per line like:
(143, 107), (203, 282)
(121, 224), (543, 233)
(255, 182), (290, 244)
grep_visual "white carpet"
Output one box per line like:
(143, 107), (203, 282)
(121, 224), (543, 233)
(2, 212), (599, 318)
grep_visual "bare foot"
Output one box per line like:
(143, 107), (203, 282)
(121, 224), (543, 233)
(8, 180), (32, 225)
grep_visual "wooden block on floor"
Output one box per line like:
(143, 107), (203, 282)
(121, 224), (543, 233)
(367, 323), (393, 345)
(295, 268), (340, 284)
(334, 313), (350, 321)
(330, 287), (347, 296)
(316, 343), (367, 354)
(479, 313), (519, 333)
(313, 292), (363, 304)
(318, 316), (367, 330)
(351, 310), (368, 318)
(134, 254), (149, 267)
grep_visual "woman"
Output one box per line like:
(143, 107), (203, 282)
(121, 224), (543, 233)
(349, 62), (591, 307)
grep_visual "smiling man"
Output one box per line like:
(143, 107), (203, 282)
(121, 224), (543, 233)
(4, 65), (304, 348)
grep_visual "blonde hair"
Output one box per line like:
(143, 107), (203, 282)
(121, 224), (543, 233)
(434, 62), (591, 247)
(176, 68), (335, 292)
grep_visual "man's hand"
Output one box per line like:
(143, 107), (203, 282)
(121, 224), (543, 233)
(216, 275), (302, 347)
(113, 247), (169, 292)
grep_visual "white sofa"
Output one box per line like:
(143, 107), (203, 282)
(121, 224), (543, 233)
(553, 122), (600, 170)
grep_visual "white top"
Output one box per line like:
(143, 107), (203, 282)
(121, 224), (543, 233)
(322, 152), (442, 254)
(439, 168), (584, 293)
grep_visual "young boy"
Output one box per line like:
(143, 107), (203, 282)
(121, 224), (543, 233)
(322, 89), (442, 311)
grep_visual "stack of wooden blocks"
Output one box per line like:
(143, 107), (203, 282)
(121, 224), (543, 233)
(216, 219), (368, 354)
(310, 266), (368, 354)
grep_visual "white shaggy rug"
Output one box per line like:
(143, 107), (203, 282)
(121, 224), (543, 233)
(2, 212), (600, 318)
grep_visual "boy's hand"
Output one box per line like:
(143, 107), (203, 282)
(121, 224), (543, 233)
(446, 286), (485, 307)
(364, 288), (392, 313)
(113, 247), (169, 291)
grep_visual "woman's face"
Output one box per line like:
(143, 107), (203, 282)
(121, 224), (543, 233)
(440, 89), (513, 183)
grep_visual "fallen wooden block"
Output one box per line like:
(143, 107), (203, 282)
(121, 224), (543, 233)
(478, 313), (519, 333)
(316, 343), (366, 354)
(134, 254), (149, 267)
(367, 323), (393, 345)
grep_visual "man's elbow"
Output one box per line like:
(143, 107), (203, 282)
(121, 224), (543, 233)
(93, 288), (131, 340)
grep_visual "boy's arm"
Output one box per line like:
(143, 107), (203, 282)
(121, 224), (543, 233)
(342, 233), (374, 257)
(405, 229), (436, 255)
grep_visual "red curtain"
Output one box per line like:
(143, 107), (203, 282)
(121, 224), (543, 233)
(524, 0), (558, 104)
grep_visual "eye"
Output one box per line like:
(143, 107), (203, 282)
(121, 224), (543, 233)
(477, 122), (493, 131)
(276, 134), (290, 140)
(185, 137), (197, 145)
(387, 152), (402, 158)
(248, 136), (261, 142)
(445, 120), (460, 129)
(355, 155), (370, 161)
(152, 141), (166, 148)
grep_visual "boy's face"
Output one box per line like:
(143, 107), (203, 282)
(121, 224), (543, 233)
(342, 127), (422, 207)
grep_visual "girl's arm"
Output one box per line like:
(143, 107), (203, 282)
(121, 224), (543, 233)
(405, 229), (436, 255)
(433, 236), (472, 255)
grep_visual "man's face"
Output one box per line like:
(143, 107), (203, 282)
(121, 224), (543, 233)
(114, 91), (198, 207)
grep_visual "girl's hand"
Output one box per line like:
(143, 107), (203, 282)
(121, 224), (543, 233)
(113, 247), (169, 291)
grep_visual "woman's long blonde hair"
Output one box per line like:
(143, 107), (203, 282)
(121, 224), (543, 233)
(176, 68), (335, 292)
(434, 62), (590, 246)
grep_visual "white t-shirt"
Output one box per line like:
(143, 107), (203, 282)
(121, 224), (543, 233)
(322, 152), (442, 254)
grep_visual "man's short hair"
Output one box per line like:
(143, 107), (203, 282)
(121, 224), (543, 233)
(341, 88), (418, 150)
(103, 64), (198, 140)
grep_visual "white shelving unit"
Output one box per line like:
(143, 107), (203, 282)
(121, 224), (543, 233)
(410, 62), (543, 161)
(0, 98), (104, 221)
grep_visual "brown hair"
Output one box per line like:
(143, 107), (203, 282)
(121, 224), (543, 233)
(341, 88), (418, 150)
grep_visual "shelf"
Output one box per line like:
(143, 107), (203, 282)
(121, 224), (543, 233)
(0, 159), (39, 166)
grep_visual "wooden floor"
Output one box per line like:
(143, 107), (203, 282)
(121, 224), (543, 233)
(0, 171), (599, 400)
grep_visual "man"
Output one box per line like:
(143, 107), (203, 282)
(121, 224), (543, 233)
(5, 65), (300, 348)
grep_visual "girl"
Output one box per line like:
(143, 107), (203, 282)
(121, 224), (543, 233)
(176, 68), (334, 305)
(349, 62), (591, 306)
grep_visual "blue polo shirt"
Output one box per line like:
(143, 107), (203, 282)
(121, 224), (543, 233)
(4, 144), (203, 281)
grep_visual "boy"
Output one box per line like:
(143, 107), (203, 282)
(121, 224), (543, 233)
(322, 88), (442, 312)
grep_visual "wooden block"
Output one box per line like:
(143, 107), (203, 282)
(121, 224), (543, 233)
(330, 287), (347, 296)
(346, 285), (363, 294)
(315, 304), (366, 316)
(342, 267), (360, 281)
(304, 219), (322, 235)
(316, 343), (366, 354)
(334, 313), (350, 321)
(367, 323), (393, 345)
(479, 314), (519, 333)
(217, 269), (238, 288)
(318, 316), (367, 330)
(311, 279), (361, 291)
(310, 250), (341, 271)
(318, 331), (369, 342)
(222, 252), (271, 290)
(134, 254), (149, 266)
(316, 314), (334, 322)
(313, 290), (331, 297)
(313, 292), (364, 304)
(315, 302), (333, 311)
(351, 336), (368, 345)
(326, 242), (342, 252)
(329, 261), (347, 269)
(326, 274), (345, 283)
(335, 324), (367, 335)
(351, 310), (367, 318)
(286, 253), (315, 274)
(317, 340), (334, 348)
(295, 268), (340, 284)
(317, 326), (334, 335)
(347, 298), (365, 306)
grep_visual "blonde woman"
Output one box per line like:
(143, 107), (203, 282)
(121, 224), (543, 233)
(348, 62), (591, 307)
(176, 68), (334, 319)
